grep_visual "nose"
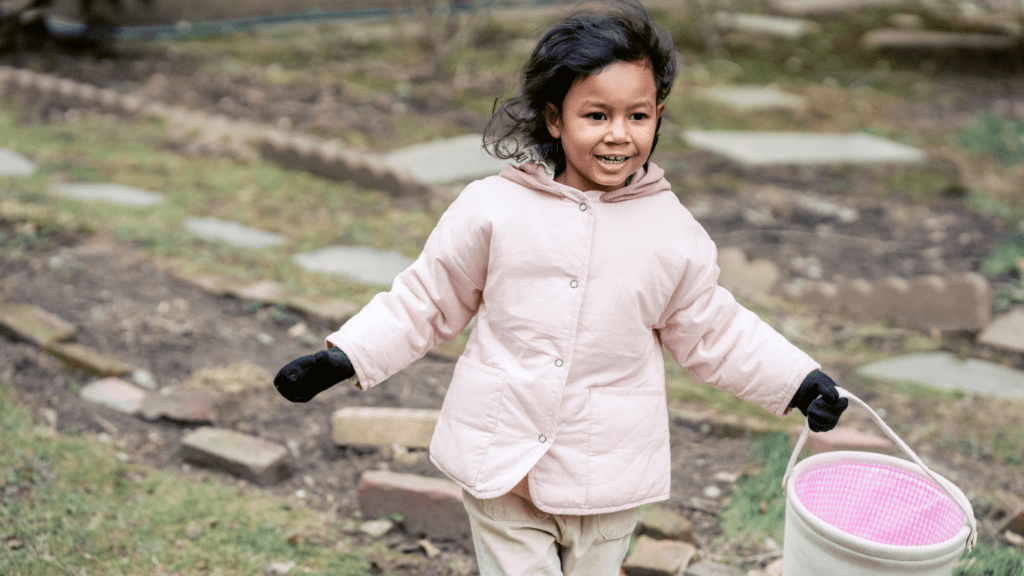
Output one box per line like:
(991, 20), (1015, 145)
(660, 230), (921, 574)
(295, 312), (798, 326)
(604, 117), (629, 143)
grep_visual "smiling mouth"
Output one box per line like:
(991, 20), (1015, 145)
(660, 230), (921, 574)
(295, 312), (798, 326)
(596, 155), (629, 165)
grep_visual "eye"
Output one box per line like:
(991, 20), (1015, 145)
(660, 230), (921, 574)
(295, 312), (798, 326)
(586, 112), (606, 121)
(630, 112), (649, 121)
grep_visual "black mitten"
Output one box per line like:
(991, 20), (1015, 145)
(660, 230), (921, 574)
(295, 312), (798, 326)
(789, 370), (848, 433)
(274, 347), (355, 403)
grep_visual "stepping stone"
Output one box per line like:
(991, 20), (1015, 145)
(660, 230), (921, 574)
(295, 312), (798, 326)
(857, 352), (1024, 399)
(185, 217), (288, 249)
(0, 147), (35, 176)
(693, 85), (808, 113)
(683, 131), (926, 166)
(979, 307), (1024, 354)
(0, 302), (76, 346)
(771, 0), (911, 16)
(713, 12), (819, 40)
(380, 134), (510, 185)
(332, 406), (440, 449)
(51, 182), (165, 207)
(863, 28), (1017, 51)
(623, 535), (697, 576)
(80, 377), (148, 415)
(292, 245), (413, 287)
(180, 427), (290, 485)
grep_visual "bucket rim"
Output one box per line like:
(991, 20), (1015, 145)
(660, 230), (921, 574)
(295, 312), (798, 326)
(786, 450), (972, 560)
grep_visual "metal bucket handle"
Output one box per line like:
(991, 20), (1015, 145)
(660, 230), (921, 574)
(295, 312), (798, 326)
(782, 386), (978, 552)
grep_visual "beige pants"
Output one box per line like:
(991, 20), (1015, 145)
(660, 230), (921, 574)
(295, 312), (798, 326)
(462, 478), (637, 576)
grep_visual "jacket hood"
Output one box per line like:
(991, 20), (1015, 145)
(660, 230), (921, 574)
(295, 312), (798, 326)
(499, 161), (671, 203)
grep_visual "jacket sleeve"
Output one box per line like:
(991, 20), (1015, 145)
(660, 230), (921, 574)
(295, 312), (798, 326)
(325, 182), (491, 389)
(655, 234), (819, 417)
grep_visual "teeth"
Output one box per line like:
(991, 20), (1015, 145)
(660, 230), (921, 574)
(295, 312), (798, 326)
(598, 156), (627, 164)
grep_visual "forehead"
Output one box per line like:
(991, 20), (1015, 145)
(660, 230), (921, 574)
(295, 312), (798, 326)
(565, 60), (658, 104)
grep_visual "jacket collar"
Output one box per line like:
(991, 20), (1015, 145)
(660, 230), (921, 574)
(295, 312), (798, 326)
(499, 161), (671, 203)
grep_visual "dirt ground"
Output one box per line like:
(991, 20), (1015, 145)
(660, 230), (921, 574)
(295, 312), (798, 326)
(2, 23), (1024, 575)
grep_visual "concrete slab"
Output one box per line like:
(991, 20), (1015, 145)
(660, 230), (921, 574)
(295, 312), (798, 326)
(332, 406), (439, 449)
(0, 302), (76, 346)
(0, 147), (35, 176)
(80, 377), (148, 415)
(51, 182), (165, 207)
(683, 131), (927, 166)
(714, 12), (819, 40)
(180, 427), (290, 486)
(693, 85), (808, 113)
(292, 245), (414, 287)
(857, 351), (1024, 399)
(381, 134), (510, 185)
(979, 307), (1024, 354)
(185, 217), (288, 249)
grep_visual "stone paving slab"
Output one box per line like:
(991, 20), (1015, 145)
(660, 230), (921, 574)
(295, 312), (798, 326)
(857, 352), (1024, 399)
(0, 147), (35, 176)
(80, 377), (148, 415)
(713, 12), (819, 39)
(43, 342), (133, 377)
(978, 307), (1024, 354)
(380, 134), (510, 185)
(0, 302), (77, 346)
(185, 217), (288, 249)
(693, 85), (808, 113)
(292, 245), (414, 287)
(683, 131), (927, 166)
(180, 427), (290, 486)
(862, 28), (1017, 51)
(332, 406), (439, 449)
(358, 470), (470, 545)
(51, 182), (165, 207)
(770, 0), (911, 15)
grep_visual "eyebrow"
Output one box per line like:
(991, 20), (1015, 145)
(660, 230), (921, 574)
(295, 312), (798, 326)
(580, 100), (654, 111)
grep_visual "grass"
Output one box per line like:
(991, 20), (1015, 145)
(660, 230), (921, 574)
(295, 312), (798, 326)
(0, 102), (443, 307)
(0, 383), (374, 576)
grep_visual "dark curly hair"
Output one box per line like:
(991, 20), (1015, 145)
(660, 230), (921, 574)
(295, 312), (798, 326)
(483, 0), (677, 177)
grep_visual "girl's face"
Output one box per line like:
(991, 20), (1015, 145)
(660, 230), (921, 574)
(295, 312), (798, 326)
(545, 60), (665, 193)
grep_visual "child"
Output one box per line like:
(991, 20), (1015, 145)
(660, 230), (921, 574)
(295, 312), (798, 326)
(274, 1), (848, 574)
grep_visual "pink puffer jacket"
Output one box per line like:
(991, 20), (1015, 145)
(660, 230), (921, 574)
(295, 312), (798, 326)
(326, 162), (819, 514)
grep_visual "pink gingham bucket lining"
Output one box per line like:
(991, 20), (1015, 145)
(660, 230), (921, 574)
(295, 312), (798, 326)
(794, 460), (966, 546)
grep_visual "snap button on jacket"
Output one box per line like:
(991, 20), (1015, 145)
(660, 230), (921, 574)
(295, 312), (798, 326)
(326, 162), (819, 515)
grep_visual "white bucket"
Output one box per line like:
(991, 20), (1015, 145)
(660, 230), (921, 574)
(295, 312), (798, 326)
(781, 387), (977, 576)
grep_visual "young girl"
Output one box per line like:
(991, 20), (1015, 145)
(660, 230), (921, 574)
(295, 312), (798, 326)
(275, 1), (848, 574)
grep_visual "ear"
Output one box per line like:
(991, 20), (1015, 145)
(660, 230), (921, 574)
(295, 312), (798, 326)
(655, 101), (666, 121)
(544, 102), (563, 139)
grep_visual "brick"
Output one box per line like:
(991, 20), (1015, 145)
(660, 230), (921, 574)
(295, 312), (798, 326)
(180, 427), (290, 486)
(792, 425), (893, 455)
(0, 302), (76, 346)
(835, 279), (873, 319)
(907, 275), (946, 331)
(684, 560), (744, 576)
(80, 377), (148, 414)
(638, 505), (696, 543)
(233, 280), (284, 303)
(332, 406), (439, 449)
(940, 273), (992, 331)
(43, 342), (133, 377)
(140, 386), (227, 424)
(623, 535), (697, 576)
(871, 276), (911, 323)
(286, 296), (358, 328)
(358, 470), (470, 544)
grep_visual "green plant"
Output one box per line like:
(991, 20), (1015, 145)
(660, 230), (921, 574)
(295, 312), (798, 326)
(956, 113), (1024, 165)
(954, 543), (1024, 575)
(717, 432), (794, 546)
(982, 232), (1024, 277)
